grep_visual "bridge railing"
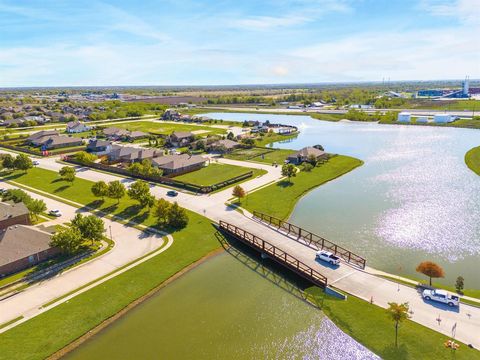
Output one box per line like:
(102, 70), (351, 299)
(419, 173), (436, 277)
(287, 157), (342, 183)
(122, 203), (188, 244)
(219, 220), (328, 288)
(252, 211), (366, 269)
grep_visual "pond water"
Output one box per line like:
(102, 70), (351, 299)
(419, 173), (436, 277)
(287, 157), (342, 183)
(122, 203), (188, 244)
(65, 251), (378, 359)
(206, 112), (480, 288)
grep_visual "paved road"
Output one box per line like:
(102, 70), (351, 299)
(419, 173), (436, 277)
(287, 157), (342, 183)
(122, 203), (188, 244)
(1, 150), (479, 347)
(0, 183), (166, 328)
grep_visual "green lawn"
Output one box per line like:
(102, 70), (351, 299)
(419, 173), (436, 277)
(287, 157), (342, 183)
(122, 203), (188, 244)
(255, 132), (299, 147)
(174, 163), (266, 187)
(242, 155), (363, 219)
(1, 168), (166, 229)
(103, 120), (227, 136)
(0, 211), (221, 360)
(305, 288), (480, 360)
(465, 146), (480, 175)
(225, 147), (295, 165)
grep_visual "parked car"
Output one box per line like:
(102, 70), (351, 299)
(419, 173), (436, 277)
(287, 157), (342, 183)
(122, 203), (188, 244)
(32, 160), (40, 166)
(315, 250), (340, 265)
(167, 190), (178, 197)
(422, 289), (459, 307)
(49, 209), (62, 217)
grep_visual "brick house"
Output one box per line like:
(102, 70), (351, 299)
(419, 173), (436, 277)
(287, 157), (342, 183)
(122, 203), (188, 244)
(0, 202), (31, 230)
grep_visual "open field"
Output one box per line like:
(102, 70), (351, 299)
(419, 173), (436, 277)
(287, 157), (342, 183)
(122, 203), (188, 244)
(174, 163), (265, 187)
(306, 288), (480, 360)
(465, 146), (480, 175)
(0, 211), (221, 360)
(242, 155), (363, 219)
(109, 120), (227, 136)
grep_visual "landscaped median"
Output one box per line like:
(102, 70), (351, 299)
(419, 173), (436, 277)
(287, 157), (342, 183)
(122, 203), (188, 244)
(241, 155), (364, 219)
(465, 146), (480, 176)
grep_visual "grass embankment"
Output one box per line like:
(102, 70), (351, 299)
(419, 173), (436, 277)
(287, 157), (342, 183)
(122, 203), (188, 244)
(174, 163), (266, 186)
(225, 147), (296, 165)
(242, 155), (363, 219)
(0, 211), (221, 360)
(306, 288), (480, 359)
(465, 146), (480, 175)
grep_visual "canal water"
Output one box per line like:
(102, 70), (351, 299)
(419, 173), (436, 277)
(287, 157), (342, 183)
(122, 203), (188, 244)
(65, 251), (378, 359)
(205, 112), (480, 288)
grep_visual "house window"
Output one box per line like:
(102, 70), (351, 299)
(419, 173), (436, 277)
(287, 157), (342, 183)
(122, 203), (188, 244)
(28, 255), (35, 263)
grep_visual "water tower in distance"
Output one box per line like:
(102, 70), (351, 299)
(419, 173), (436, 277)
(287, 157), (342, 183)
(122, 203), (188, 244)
(462, 76), (469, 97)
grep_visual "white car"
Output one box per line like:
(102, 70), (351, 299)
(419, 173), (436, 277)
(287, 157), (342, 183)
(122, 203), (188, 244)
(49, 209), (62, 217)
(315, 250), (340, 265)
(32, 160), (40, 166)
(422, 289), (459, 307)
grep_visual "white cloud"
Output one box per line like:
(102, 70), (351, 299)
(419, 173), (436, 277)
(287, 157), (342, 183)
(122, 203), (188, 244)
(419, 0), (480, 25)
(231, 15), (311, 30)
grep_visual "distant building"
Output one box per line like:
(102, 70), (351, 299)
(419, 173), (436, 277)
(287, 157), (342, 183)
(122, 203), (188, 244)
(208, 139), (241, 153)
(397, 112), (411, 122)
(66, 121), (91, 133)
(416, 116), (429, 124)
(287, 147), (328, 165)
(417, 89), (447, 98)
(27, 130), (59, 146)
(168, 131), (195, 147)
(127, 131), (148, 141)
(103, 127), (130, 140)
(86, 139), (112, 155)
(0, 225), (59, 276)
(107, 145), (162, 163)
(434, 114), (453, 123)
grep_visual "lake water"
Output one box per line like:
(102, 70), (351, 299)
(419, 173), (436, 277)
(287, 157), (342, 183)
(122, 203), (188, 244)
(207, 113), (480, 288)
(65, 251), (378, 359)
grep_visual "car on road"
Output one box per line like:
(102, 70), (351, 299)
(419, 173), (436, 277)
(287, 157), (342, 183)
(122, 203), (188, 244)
(32, 160), (40, 166)
(49, 209), (62, 217)
(422, 289), (459, 307)
(167, 190), (178, 197)
(315, 250), (340, 265)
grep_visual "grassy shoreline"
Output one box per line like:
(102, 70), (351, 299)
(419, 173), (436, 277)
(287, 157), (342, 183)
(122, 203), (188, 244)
(465, 146), (480, 175)
(242, 155), (363, 220)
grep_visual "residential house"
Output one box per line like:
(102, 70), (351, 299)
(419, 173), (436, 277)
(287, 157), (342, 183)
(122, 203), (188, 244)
(103, 127), (130, 140)
(162, 109), (181, 121)
(0, 225), (59, 276)
(41, 135), (84, 150)
(66, 121), (92, 133)
(2, 118), (24, 127)
(86, 139), (112, 155)
(27, 130), (59, 146)
(107, 145), (162, 163)
(126, 131), (148, 141)
(0, 202), (30, 230)
(208, 139), (241, 153)
(287, 147), (328, 165)
(168, 131), (194, 147)
(152, 154), (206, 175)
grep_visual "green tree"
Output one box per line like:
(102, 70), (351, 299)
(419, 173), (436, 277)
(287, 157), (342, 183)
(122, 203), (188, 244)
(26, 198), (47, 221)
(127, 180), (154, 208)
(232, 185), (246, 204)
(302, 163), (314, 172)
(168, 202), (189, 229)
(71, 213), (105, 245)
(2, 154), (15, 170)
(2, 188), (32, 204)
(59, 166), (76, 184)
(91, 181), (109, 200)
(386, 302), (410, 347)
(227, 132), (235, 140)
(13, 154), (33, 173)
(416, 261), (445, 286)
(282, 163), (297, 183)
(307, 154), (318, 166)
(455, 276), (465, 294)
(107, 180), (126, 204)
(154, 198), (171, 225)
(50, 227), (83, 254)
(75, 151), (97, 164)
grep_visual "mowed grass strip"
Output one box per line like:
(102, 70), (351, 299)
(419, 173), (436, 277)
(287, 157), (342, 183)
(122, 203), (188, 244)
(0, 211), (221, 360)
(174, 163), (265, 187)
(305, 288), (480, 360)
(465, 146), (480, 175)
(243, 155), (363, 219)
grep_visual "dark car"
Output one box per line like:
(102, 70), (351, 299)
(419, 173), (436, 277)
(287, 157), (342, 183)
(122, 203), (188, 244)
(167, 190), (178, 197)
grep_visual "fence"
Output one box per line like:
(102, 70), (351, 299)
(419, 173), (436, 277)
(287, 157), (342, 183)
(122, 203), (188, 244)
(219, 220), (328, 288)
(252, 211), (366, 269)
(64, 156), (253, 194)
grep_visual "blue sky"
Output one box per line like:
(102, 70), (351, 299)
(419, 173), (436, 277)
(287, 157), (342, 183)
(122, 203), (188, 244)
(0, 0), (479, 86)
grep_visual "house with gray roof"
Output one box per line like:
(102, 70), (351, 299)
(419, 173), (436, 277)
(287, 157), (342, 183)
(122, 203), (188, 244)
(287, 147), (328, 165)
(0, 225), (59, 276)
(152, 154), (206, 175)
(0, 202), (30, 230)
(27, 130), (59, 145)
